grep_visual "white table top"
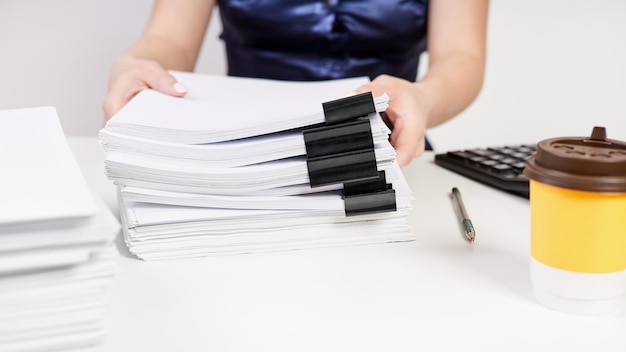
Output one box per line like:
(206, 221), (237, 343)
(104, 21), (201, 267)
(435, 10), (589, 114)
(68, 137), (626, 352)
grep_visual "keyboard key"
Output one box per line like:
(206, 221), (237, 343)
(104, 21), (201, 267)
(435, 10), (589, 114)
(467, 148), (493, 157)
(480, 159), (499, 167)
(493, 164), (513, 172)
(469, 156), (486, 163)
(511, 161), (526, 169)
(449, 151), (474, 160)
(511, 152), (529, 159)
(500, 157), (517, 164)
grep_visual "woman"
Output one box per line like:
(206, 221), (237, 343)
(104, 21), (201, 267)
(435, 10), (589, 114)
(103, 0), (489, 166)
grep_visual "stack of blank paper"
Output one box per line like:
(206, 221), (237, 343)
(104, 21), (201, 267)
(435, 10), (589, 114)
(101, 72), (415, 260)
(0, 107), (119, 352)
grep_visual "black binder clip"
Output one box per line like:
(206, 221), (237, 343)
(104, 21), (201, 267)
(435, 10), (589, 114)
(342, 171), (397, 217)
(303, 92), (381, 187)
(322, 92), (376, 125)
(342, 170), (390, 196)
(304, 119), (379, 187)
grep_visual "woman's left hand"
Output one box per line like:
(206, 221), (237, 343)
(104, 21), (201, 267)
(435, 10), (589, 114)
(356, 74), (433, 166)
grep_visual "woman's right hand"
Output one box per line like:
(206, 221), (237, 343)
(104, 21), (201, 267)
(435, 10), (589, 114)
(102, 55), (188, 124)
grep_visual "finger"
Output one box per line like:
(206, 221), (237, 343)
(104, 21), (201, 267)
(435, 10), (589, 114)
(394, 130), (422, 166)
(354, 82), (371, 94)
(355, 74), (396, 96)
(379, 112), (392, 130)
(393, 126), (425, 166)
(141, 63), (188, 97)
(354, 82), (385, 97)
(385, 108), (423, 166)
(102, 74), (148, 123)
(102, 64), (188, 124)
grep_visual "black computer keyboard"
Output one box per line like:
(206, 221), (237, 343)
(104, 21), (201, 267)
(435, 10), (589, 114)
(434, 144), (536, 198)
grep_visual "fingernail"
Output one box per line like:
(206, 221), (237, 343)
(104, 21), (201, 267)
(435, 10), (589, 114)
(173, 82), (188, 94)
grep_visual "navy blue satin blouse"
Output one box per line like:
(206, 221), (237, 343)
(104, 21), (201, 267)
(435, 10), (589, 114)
(217, 0), (429, 82)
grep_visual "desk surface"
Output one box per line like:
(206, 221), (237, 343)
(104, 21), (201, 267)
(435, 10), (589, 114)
(68, 137), (626, 352)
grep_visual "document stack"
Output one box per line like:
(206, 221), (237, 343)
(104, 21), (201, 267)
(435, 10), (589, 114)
(100, 72), (415, 260)
(0, 108), (119, 352)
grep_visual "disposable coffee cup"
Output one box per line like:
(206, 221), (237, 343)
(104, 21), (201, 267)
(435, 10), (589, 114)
(523, 126), (626, 315)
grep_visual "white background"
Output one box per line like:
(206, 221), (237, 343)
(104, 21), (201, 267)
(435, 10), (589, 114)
(1, 0), (625, 152)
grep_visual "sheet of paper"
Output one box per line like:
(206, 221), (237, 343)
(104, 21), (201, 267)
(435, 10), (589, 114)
(117, 190), (413, 260)
(117, 164), (413, 211)
(0, 245), (117, 352)
(106, 71), (389, 144)
(0, 246), (93, 276)
(100, 113), (390, 168)
(105, 144), (395, 193)
(124, 217), (414, 259)
(0, 194), (120, 252)
(0, 107), (97, 228)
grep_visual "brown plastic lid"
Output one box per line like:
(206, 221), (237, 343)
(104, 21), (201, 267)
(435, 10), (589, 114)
(523, 126), (626, 192)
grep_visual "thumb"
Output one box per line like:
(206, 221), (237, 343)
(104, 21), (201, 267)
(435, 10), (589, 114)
(102, 71), (188, 124)
(354, 82), (373, 95)
(143, 70), (188, 98)
(354, 81), (386, 97)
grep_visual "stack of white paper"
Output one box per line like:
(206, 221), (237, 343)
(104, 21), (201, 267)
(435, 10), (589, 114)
(101, 72), (415, 260)
(0, 107), (120, 352)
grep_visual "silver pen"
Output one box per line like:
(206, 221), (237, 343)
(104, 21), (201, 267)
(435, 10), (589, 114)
(451, 187), (475, 243)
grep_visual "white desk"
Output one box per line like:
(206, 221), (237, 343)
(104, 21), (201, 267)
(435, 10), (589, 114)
(68, 137), (626, 352)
